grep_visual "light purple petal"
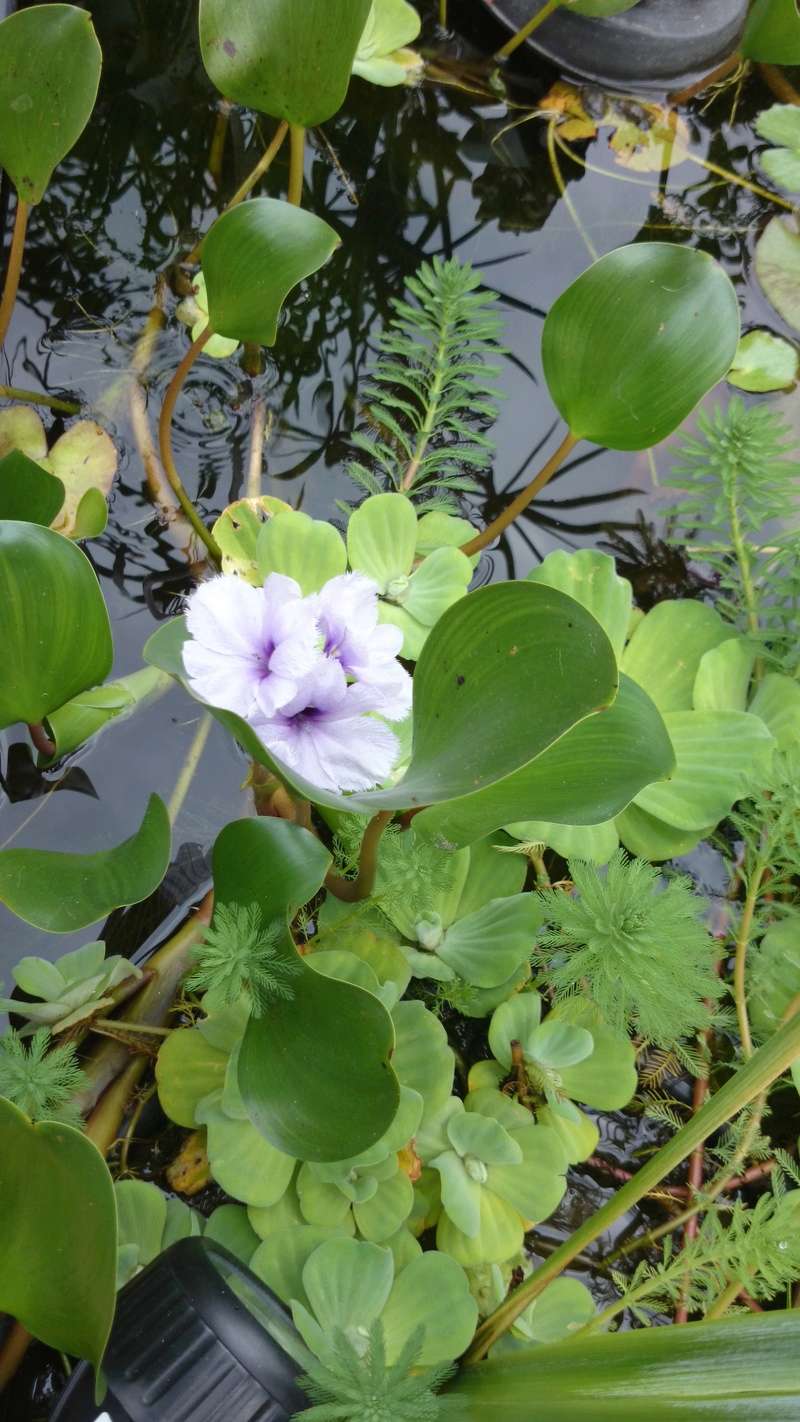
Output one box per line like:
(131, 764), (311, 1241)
(185, 576), (268, 659)
(183, 571), (321, 719)
(259, 708), (400, 793)
(276, 655), (348, 718)
(182, 639), (261, 716)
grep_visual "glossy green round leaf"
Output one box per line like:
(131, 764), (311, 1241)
(0, 1098), (116, 1371)
(417, 673), (674, 848)
(214, 818), (399, 1162)
(506, 815), (619, 866)
(742, 0), (800, 61)
(541, 243), (740, 450)
(0, 520), (112, 730)
(755, 216), (800, 334)
(0, 450), (64, 525)
(0, 4), (102, 204)
(352, 0), (422, 87)
(0, 793), (171, 932)
(202, 199), (340, 347)
(728, 330), (798, 391)
(199, 0), (371, 126)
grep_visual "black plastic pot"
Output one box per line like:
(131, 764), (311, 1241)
(50, 1238), (309, 1422)
(484, 0), (749, 88)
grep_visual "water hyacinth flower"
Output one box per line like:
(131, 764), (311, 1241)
(183, 570), (412, 793)
(184, 573), (321, 721)
(311, 571), (412, 717)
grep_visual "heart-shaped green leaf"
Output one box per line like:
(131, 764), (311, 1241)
(352, 0), (422, 87)
(0, 450), (64, 525)
(0, 794), (171, 932)
(742, 0), (800, 61)
(0, 520), (112, 730)
(0, 1098), (116, 1371)
(199, 0), (372, 126)
(541, 243), (740, 450)
(201, 198), (340, 347)
(0, 4), (102, 204)
(213, 819), (399, 1161)
(415, 672), (674, 848)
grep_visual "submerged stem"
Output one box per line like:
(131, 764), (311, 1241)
(167, 712), (214, 825)
(158, 326), (221, 562)
(461, 430), (578, 556)
(0, 199), (30, 351)
(547, 119), (598, 262)
(464, 1005), (800, 1360)
(325, 811), (394, 902)
(288, 125), (306, 206)
(495, 0), (562, 60)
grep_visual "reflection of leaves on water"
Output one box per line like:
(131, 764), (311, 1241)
(466, 437), (639, 580)
(601, 513), (716, 610)
(0, 746), (98, 805)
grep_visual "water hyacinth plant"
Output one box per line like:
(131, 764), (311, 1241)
(4, 4), (800, 1418)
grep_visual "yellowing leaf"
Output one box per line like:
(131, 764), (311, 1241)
(609, 106), (689, 172)
(0, 407), (48, 462)
(43, 421), (117, 538)
(540, 81), (597, 141)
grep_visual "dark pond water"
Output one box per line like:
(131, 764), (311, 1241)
(2, 1), (798, 1413)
